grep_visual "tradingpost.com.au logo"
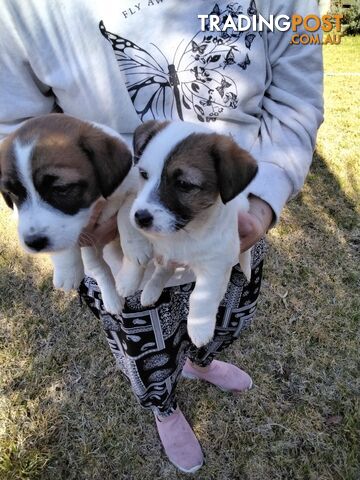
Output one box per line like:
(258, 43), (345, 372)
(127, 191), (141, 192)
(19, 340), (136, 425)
(198, 14), (343, 45)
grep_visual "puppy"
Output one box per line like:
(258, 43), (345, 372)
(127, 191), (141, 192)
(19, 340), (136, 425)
(0, 114), (151, 314)
(118, 120), (258, 347)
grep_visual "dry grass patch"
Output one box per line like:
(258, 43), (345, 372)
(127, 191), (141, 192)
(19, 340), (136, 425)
(0, 37), (359, 480)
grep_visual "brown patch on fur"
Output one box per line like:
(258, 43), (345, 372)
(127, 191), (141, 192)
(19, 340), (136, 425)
(0, 135), (25, 208)
(0, 114), (132, 214)
(209, 134), (258, 203)
(133, 120), (169, 163)
(0, 133), (18, 184)
(159, 134), (219, 225)
(157, 132), (258, 227)
(31, 117), (101, 210)
(78, 121), (132, 198)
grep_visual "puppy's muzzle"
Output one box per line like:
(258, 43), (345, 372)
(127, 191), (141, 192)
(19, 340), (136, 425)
(24, 235), (49, 252)
(134, 209), (153, 229)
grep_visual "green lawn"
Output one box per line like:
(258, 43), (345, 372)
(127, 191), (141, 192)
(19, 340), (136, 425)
(0, 37), (359, 480)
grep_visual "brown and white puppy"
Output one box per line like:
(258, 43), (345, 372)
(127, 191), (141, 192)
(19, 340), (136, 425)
(117, 120), (258, 347)
(0, 113), (150, 313)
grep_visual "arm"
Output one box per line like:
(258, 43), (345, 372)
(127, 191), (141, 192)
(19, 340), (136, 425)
(237, 0), (324, 248)
(0, 2), (56, 140)
(244, 0), (324, 227)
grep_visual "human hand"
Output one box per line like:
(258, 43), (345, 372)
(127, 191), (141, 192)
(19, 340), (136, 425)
(78, 199), (118, 248)
(238, 195), (274, 252)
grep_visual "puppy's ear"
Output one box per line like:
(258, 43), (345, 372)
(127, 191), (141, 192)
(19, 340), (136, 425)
(0, 144), (13, 209)
(210, 135), (258, 204)
(79, 125), (132, 198)
(1, 191), (13, 209)
(133, 120), (169, 164)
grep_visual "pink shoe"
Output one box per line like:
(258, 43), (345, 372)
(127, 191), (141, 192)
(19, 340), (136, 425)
(182, 359), (253, 393)
(155, 407), (203, 473)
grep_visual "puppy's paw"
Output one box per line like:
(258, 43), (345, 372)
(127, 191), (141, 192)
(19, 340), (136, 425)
(122, 237), (153, 266)
(140, 284), (162, 306)
(115, 261), (145, 298)
(101, 290), (124, 315)
(243, 267), (251, 282)
(239, 250), (252, 282)
(53, 265), (84, 292)
(116, 276), (140, 298)
(187, 320), (215, 348)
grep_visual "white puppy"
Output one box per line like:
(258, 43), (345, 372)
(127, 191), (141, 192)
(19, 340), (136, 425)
(117, 121), (258, 347)
(0, 114), (151, 314)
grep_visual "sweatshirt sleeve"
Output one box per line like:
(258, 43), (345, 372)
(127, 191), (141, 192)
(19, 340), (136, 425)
(246, 0), (324, 223)
(0, 1), (56, 140)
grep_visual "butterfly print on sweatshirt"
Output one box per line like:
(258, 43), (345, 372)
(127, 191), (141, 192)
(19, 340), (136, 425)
(99, 1), (259, 122)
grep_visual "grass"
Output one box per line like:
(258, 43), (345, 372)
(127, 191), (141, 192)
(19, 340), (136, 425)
(0, 36), (359, 480)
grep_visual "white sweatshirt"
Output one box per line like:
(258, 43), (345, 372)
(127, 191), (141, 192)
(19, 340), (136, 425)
(0, 0), (324, 221)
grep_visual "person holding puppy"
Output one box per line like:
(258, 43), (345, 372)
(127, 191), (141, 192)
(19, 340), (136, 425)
(0, 0), (323, 473)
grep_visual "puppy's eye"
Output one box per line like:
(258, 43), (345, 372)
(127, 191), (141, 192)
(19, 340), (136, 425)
(139, 169), (149, 180)
(4, 181), (25, 198)
(175, 180), (198, 193)
(52, 185), (72, 195)
(52, 183), (83, 195)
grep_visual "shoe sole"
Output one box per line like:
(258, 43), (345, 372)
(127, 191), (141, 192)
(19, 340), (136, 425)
(170, 458), (204, 474)
(182, 370), (253, 393)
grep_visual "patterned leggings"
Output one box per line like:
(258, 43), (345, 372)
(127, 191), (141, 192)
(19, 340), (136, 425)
(79, 239), (267, 416)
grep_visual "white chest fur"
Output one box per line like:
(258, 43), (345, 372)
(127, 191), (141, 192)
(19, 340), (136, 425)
(151, 195), (245, 270)
(122, 192), (252, 348)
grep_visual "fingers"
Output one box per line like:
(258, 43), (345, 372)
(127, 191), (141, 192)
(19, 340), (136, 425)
(240, 234), (258, 253)
(238, 212), (263, 252)
(79, 198), (113, 247)
(97, 214), (118, 245)
(87, 198), (107, 229)
(238, 211), (254, 237)
(79, 214), (118, 247)
(248, 195), (275, 232)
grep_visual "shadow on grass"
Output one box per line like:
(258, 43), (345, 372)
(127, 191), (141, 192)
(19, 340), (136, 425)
(188, 149), (359, 479)
(296, 151), (358, 230)
(0, 149), (359, 480)
(0, 252), (143, 480)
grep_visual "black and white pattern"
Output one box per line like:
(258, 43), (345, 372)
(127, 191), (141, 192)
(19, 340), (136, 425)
(79, 238), (267, 416)
(99, 1), (260, 123)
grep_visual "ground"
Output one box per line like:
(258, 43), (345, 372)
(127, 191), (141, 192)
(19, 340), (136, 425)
(0, 37), (359, 480)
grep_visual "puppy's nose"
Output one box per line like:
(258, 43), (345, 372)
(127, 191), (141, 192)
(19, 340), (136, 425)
(24, 235), (49, 251)
(134, 209), (153, 228)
